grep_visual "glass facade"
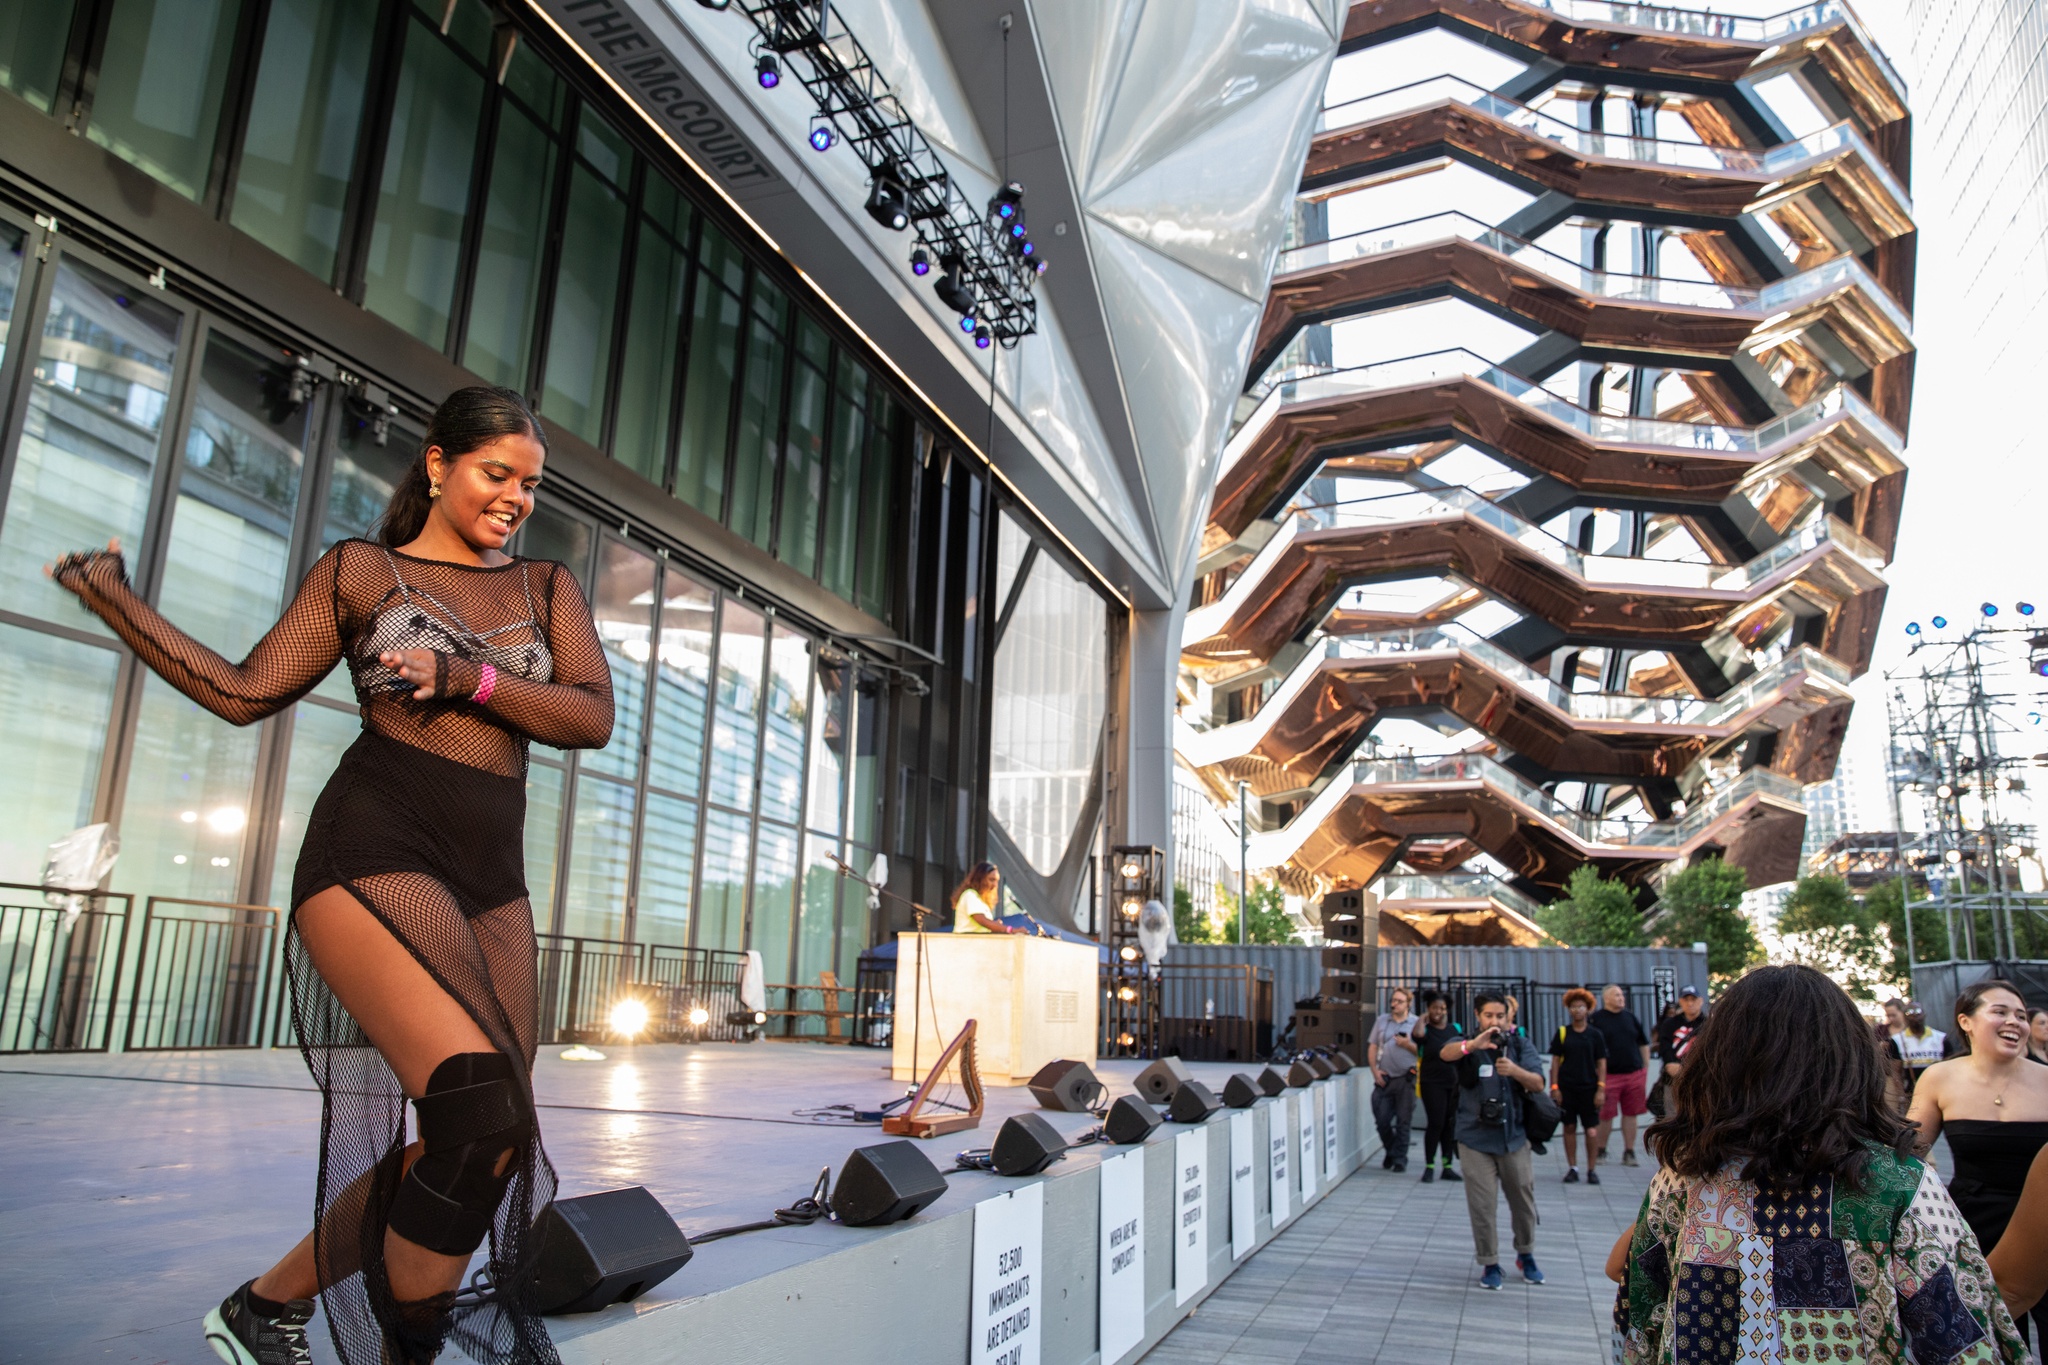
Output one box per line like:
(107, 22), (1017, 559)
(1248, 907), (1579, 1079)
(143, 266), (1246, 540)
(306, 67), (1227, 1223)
(0, 0), (1110, 984)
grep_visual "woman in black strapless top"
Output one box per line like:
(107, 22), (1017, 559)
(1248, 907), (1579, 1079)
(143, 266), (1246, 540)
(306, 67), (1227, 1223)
(1908, 979), (2048, 1349)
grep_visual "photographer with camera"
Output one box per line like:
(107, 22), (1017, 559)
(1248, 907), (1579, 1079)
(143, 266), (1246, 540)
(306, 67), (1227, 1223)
(1439, 992), (1547, 1290)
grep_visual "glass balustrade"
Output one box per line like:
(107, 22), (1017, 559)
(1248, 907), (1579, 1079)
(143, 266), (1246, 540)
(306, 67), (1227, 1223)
(1376, 872), (1547, 922)
(1315, 75), (1910, 214)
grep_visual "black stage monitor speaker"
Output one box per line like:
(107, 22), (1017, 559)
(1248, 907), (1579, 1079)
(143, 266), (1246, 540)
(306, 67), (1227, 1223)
(1168, 1079), (1223, 1124)
(1305, 1054), (1334, 1080)
(1287, 1059), (1318, 1088)
(1223, 1073), (1261, 1109)
(1324, 1049), (1355, 1074)
(531, 1187), (693, 1315)
(831, 1140), (949, 1227)
(1104, 1094), (1163, 1145)
(1133, 1056), (1193, 1103)
(991, 1113), (1069, 1176)
(1256, 1067), (1288, 1097)
(1028, 1058), (1102, 1113)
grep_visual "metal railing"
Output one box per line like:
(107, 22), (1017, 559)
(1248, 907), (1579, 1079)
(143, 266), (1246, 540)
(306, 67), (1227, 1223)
(1384, 974), (1677, 1047)
(124, 898), (279, 1051)
(0, 883), (132, 1054)
(534, 933), (751, 1045)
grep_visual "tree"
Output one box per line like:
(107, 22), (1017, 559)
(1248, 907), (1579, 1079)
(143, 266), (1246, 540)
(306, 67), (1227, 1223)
(1173, 885), (1216, 945)
(1864, 878), (1947, 984)
(1777, 874), (1893, 1000)
(1653, 857), (1762, 984)
(1217, 880), (1298, 945)
(1536, 865), (1648, 947)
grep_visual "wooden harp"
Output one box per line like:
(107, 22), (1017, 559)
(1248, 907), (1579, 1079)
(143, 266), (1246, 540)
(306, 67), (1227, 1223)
(882, 1018), (984, 1138)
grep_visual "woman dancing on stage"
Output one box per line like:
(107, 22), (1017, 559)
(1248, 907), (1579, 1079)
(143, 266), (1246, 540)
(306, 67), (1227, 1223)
(50, 386), (613, 1365)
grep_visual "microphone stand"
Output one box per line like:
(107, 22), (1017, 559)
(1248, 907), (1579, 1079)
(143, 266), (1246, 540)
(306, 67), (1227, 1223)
(828, 855), (945, 1093)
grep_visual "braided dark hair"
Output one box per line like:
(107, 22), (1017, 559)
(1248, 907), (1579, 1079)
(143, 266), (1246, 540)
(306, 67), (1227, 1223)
(376, 386), (545, 547)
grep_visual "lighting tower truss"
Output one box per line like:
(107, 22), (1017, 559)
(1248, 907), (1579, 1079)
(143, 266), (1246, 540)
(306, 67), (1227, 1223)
(717, 0), (1041, 343)
(1174, 0), (1916, 943)
(1884, 619), (2048, 962)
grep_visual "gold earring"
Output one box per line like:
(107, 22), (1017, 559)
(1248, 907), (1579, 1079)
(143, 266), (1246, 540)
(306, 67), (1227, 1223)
(429, 479), (442, 499)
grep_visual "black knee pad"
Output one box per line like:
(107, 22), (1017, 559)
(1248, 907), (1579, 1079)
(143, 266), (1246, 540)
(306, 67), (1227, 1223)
(388, 1052), (530, 1256)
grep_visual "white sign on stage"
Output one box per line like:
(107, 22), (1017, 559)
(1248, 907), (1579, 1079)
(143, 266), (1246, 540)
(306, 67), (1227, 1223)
(1097, 1148), (1146, 1365)
(1174, 1127), (1208, 1306)
(1298, 1085), (1318, 1203)
(1269, 1098), (1291, 1225)
(1229, 1109), (1255, 1260)
(972, 1184), (1044, 1365)
(1324, 1078), (1340, 1178)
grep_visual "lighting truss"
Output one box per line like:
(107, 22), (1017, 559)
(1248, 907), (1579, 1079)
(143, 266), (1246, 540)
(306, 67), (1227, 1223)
(718, 1), (1040, 345)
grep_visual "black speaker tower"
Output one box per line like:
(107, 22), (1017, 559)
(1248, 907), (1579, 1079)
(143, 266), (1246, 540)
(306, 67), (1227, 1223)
(1290, 890), (1375, 1053)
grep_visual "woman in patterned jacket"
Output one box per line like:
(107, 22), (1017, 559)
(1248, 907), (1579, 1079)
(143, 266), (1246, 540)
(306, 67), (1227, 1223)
(1608, 964), (2031, 1365)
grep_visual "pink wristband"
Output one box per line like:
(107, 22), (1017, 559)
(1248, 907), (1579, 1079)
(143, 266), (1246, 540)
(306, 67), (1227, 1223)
(473, 662), (498, 704)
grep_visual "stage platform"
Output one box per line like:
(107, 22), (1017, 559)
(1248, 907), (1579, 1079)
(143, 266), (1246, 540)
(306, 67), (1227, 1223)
(0, 1042), (1371, 1365)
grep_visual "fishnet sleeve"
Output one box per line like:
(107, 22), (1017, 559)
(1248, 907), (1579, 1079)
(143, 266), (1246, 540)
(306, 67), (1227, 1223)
(446, 561), (614, 750)
(54, 544), (347, 726)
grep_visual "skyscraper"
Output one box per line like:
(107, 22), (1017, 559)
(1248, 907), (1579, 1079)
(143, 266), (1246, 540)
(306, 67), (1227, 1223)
(1178, 0), (1915, 944)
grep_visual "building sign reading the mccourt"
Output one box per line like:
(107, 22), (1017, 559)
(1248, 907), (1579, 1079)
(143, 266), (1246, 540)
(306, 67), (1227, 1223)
(542, 0), (779, 190)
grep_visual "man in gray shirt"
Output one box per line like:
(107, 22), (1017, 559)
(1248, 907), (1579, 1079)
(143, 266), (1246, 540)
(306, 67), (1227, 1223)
(1440, 992), (1547, 1290)
(1368, 987), (1421, 1171)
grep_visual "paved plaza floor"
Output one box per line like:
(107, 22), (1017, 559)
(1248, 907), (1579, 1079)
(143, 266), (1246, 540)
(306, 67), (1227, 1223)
(1141, 1127), (1647, 1365)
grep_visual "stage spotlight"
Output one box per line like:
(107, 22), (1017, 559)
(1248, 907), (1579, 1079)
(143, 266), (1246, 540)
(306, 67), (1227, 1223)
(934, 263), (975, 315)
(808, 121), (835, 152)
(1116, 985), (1137, 1002)
(1118, 945), (1141, 963)
(864, 175), (909, 231)
(2022, 603), (2037, 616)
(1009, 222), (1026, 240)
(1020, 240), (1034, 257)
(1119, 859), (1142, 879)
(687, 1007), (710, 1027)
(1906, 622), (1921, 635)
(1945, 849), (1964, 864)
(1034, 260), (1047, 275)
(1116, 1031), (1135, 1048)
(1933, 615), (1948, 629)
(1985, 603), (2000, 617)
(974, 326), (991, 349)
(988, 181), (1024, 221)
(726, 1008), (768, 1028)
(755, 53), (780, 88)
(1120, 898), (1141, 920)
(958, 315), (977, 333)
(910, 246), (930, 276)
(608, 997), (649, 1038)
(1937, 784), (1955, 799)
(693, 0), (731, 8)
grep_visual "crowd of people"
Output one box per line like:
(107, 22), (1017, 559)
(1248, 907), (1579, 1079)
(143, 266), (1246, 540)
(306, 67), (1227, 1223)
(1369, 970), (2048, 1362)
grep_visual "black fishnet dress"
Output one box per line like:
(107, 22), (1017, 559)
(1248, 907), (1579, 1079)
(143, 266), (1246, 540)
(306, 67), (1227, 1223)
(55, 539), (614, 1365)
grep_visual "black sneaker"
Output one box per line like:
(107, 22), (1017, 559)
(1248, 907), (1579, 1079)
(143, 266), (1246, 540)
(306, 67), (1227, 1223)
(1587, 1169), (1602, 1186)
(1563, 1168), (1580, 1184)
(1420, 1166), (1435, 1183)
(1440, 1166), (1462, 1182)
(204, 1282), (314, 1365)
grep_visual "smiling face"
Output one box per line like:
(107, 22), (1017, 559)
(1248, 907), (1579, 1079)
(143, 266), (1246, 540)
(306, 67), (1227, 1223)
(426, 431), (545, 554)
(1959, 987), (2029, 1059)
(1425, 996), (1447, 1025)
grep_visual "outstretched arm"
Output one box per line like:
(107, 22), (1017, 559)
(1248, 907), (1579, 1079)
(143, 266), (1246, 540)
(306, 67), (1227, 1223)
(51, 542), (345, 726)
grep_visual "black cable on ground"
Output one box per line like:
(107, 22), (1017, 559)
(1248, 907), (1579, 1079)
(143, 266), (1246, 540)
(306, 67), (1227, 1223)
(691, 1167), (835, 1243)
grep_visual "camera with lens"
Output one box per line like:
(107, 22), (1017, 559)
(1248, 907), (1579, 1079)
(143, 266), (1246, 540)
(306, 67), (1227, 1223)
(1478, 1093), (1508, 1125)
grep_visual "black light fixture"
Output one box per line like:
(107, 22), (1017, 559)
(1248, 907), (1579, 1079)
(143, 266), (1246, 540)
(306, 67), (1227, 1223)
(755, 52), (780, 88)
(808, 120), (835, 152)
(864, 174), (909, 231)
(693, 0), (732, 8)
(988, 180), (1024, 222)
(973, 325), (991, 349)
(909, 246), (930, 276)
(933, 254), (975, 316)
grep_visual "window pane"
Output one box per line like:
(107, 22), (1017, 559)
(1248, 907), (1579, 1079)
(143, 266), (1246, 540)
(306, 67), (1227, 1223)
(730, 286), (786, 550)
(0, 625), (119, 884)
(461, 104), (555, 390)
(706, 599), (764, 808)
(524, 759), (564, 933)
(230, 0), (377, 281)
(580, 539), (654, 782)
(157, 333), (311, 658)
(635, 791), (696, 946)
(777, 357), (825, 575)
(699, 221), (745, 294)
(848, 677), (882, 847)
(856, 401), (897, 618)
(500, 39), (561, 129)
(750, 820), (797, 986)
(612, 218), (687, 485)
(758, 624), (808, 825)
(540, 165), (627, 444)
(804, 658), (846, 837)
(0, 257), (182, 633)
(648, 570), (712, 796)
(576, 112), (633, 188)
(795, 833), (838, 991)
(517, 501), (593, 590)
(116, 671), (263, 902)
(265, 700), (359, 909)
(561, 775), (633, 941)
(819, 390), (863, 600)
(697, 806), (750, 953)
(311, 411), (417, 702)
(0, 220), (21, 355)
(836, 843), (872, 985)
(0, 2), (78, 113)
(362, 17), (483, 349)
(674, 277), (739, 518)
(85, 0), (243, 200)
